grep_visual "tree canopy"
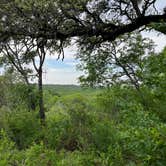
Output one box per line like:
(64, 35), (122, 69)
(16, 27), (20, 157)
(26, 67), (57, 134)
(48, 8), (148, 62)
(77, 33), (155, 88)
(0, 0), (166, 46)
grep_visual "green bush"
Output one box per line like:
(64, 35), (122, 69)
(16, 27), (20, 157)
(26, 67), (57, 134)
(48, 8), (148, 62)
(117, 110), (166, 165)
(92, 120), (118, 152)
(58, 94), (95, 151)
(44, 108), (69, 150)
(23, 143), (57, 166)
(44, 90), (59, 111)
(0, 130), (16, 166)
(6, 110), (41, 149)
(0, 85), (166, 165)
(56, 151), (97, 166)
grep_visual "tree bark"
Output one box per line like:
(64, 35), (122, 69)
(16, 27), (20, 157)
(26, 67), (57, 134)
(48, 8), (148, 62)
(38, 68), (45, 124)
(27, 86), (36, 111)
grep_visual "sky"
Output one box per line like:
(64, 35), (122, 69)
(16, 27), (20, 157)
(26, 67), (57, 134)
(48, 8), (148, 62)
(42, 47), (82, 85)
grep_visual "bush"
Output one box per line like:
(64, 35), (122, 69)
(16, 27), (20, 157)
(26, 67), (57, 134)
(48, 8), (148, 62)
(44, 90), (59, 111)
(0, 130), (16, 166)
(0, 85), (166, 165)
(57, 94), (95, 151)
(23, 143), (57, 166)
(44, 107), (69, 150)
(6, 110), (41, 149)
(117, 110), (166, 165)
(56, 151), (97, 166)
(92, 120), (118, 153)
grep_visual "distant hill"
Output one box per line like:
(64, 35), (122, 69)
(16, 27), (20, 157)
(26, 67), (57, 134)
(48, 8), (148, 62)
(43, 84), (101, 96)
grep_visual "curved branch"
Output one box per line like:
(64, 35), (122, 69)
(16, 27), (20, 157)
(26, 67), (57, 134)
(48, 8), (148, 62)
(101, 13), (166, 41)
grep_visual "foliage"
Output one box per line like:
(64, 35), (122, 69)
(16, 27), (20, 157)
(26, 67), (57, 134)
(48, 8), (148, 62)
(57, 94), (95, 151)
(5, 110), (41, 149)
(0, 0), (164, 46)
(1, 0), (165, 123)
(0, 1), (166, 164)
(0, 85), (166, 165)
(151, 22), (166, 35)
(0, 72), (38, 110)
(141, 47), (166, 121)
(0, 130), (16, 166)
(77, 33), (154, 88)
(23, 143), (57, 166)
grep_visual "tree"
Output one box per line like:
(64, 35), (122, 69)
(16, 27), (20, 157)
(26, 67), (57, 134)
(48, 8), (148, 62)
(0, 68), (36, 110)
(77, 33), (154, 89)
(1, 38), (42, 112)
(1, 42), (32, 85)
(151, 22), (166, 35)
(143, 47), (166, 94)
(0, 36), (61, 123)
(0, 1), (70, 123)
(0, 0), (165, 44)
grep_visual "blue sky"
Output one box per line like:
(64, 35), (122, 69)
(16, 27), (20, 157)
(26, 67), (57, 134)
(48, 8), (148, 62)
(43, 46), (82, 85)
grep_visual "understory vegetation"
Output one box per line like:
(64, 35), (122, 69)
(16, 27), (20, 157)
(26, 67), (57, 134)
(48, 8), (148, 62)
(0, 83), (166, 165)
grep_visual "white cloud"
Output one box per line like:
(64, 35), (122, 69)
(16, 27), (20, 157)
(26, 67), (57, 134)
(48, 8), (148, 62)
(45, 45), (77, 61)
(43, 67), (82, 85)
(64, 61), (78, 67)
(156, 0), (166, 11)
(42, 45), (80, 85)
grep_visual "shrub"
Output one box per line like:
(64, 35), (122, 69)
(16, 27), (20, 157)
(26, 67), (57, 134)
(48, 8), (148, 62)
(23, 143), (57, 166)
(6, 110), (41, 149)
(58, 94), (95, 151)
(0, 130), (16, 166)
(44, 107), (69, 150)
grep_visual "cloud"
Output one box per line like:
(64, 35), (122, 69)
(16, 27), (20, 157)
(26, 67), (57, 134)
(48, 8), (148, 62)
(45, 45), (78, 61)
(43, 67), (82, 85)
(156, 0), (166, 11)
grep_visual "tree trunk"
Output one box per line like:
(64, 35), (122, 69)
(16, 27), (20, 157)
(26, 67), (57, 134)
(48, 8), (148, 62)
(24, 77), (36, 111)
(38, 68), (45, 124)
(28, 86), (36, 111)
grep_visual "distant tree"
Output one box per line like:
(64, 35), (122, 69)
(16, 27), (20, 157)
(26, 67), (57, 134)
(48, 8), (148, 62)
(1, 38), (39, 111)
(0, 68), (36, 110)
